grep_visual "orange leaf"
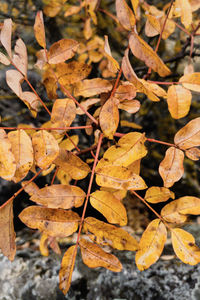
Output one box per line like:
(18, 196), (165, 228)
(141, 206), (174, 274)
(39, 233), (49, 256)
(0, 129), (16, 180)
(144, 186), (175, 204)
(161, 200), (188, 224)
(30, 184), (85, 209)
(185, 147), (200, 161)
(159, 147), (184, 188)
(74, 78), (112, 97)
(59, 245), (77, 295)
(0, 200), (16, 261)
(76, 98), (100, 115)
(83, 217), (139, 251)
(167, 85), (192, 119)
(21, 181), (39, 196)
(104, 35), (120, 73)
(34, 11), (46, 49)
(79, 238), (122, 272)
(99, 97), (119, 139)
(129, 33), (171, 77)
(135, 219), (167, 270)
(32, 130), (59, 170)
(115, 0), (136, 31)
(118, 99), (140, 113)
(171, 228), (200, 265)
(90, 190), (127, 226)
(115, 82), (136, 101)
(174, 117), (200, 149)
(51, 98), (76, 130)
(19, 206), (80, 237)
(0, 18), (12, 57)
(179, 73), (200, 92)
(48, 39), (79, 64)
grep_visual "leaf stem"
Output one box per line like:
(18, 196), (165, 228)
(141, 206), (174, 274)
(0, 125), (93, 131)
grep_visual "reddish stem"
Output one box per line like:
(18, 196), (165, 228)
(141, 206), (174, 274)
(110, 66), (122, 98)
(0, 125), (93, 131)
(147, 80), (179, 85)
(146, 138), (175, 147)
(51, 167), (59, 185)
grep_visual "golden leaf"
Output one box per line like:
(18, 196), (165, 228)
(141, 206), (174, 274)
(21, 181), (39, 196)
(115, 0), (136, 31)
(48, 39), (79, 64)
(0, 129), (16, 180)
(179, 73), (200, 92)
(185, 147), (200, 161)
(104, 35), (120, 73)
(144, 186), (175, 203)
(51, 98), (76, 130)
(74, 78), (112, 97)
(161, 200), (188, 224)
(34, 11), (46, 49)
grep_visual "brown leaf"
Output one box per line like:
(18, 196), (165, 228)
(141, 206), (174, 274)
(32, 130), (59, 169)
(0, 129), (16, 180)
(19, 206), (80, 237)
(51, 98), (76, 130)
(76, 98), (100, 115)
(171, 228), (200, 265)
(115, 82), (137, 101)
(185, 147), (200, 161)
(54, 149), (90, 180)
(48, 39), (79, 64)
(8, 130), (33, 183)
(167, 85), (192, 119)
(118, 99), (140, 113)
(159, 147), (184, 188)
(116, 0), (136, 31)
(79, 238), (122, 272)
(179, 73), (200, 92)
(174, 117), (200, 150)
(34, 11), (46, 48)
(99, 97), (119, 139)
(0, 200), (16, 261)
(0, 18), (12, 58)
(135, 219), (167, 270)
(74, 78), (112, 97)
(129, 33), (171, 77)
(90, 190), (127, 226)
(12, 38), (27, 76)
(83, 217), (139, 251)
(104, 35), (120, 73)
(30, 184), (85, 209)
(59, 245), (77, 295)
(144, 186), (175, 204)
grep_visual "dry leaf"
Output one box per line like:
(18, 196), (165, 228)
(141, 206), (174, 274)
(76, 98), (100, 115)
(48, 39), (79, 64)
(0, 129), (16, 180)
(6, 70), (23, 97)
(169, 196), (200, 215)
(185, 147), (200, 161)
(51, 98), (76, 130)
(159, 147), (184, 188)
(21, 181), (39, 196)
(167, 85), (192, 119)
(30, 184), (85, 209)
(0, 52), (10, 65)
(174, 117), (200, 150)
(175, 0), (192, 29)
(161, 200), (188, 224)
(0, 200), (16, 261)
(118, 99), (140, 113)
(171, 228), (200, 265)
(12, 38), (27, 76)
(74, 78), (112, 97)
(39, 233), (49, 256)
(84, 18), (92, 40)
(104, 35), (120, 73)
(90, 190), (127, 226)
(135, 219), (167, 270)
(179, 73), (200, 92)
(20, 91), (40, 117)
(0, 18), (12, 57)
(116, 0), (136, 31)
(79, 238), (122, 272)
(34, 11), (46, 48)
(115, 82), (136, 100)
(145, 14), (161, 37)
(59, 135), (79, 151)
(19, 206), (80, 237)
(144, 186), (175, 203)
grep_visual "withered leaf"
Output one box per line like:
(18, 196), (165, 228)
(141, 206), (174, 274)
(8, 129), (33, 183)
(115, 82), (136, 101)
(0, 200), (16, 261)
(19, 206), (80, 237)
(54, 149), (90, 180)
(48, 39), (79, 64)
(99, 97), (119, 139)
(175, 0), (192, 29)
(116, 0), (136, 31)
(83, 217), (138, 251)
(90, 190), (127, 226)
(129, 33), (171, 77)
(20, 91), (40, 117)
(144, 186), (175, 204)
(0, 52), (10, 65)
(32, 130), (59, 170)
(30, 184), (85, 209)
(164, 196), (200, 216)
(79, 238), (122, 272)
(171, 228), (200, 265)
(185, 147), (200, 161)
(21, 181), (39, 196)
(34, 11), (46, 49)
(0, 18), (12, 58)
(59, 245), (77, 295)
(0, 129), (16, 180)
(161, 200), (188, 224)
(179, 73), (200, 92)
(51, 98), (76, 130)
(13, 38), (27, 76)
(159, 147), (184, 188)
(39, 233), (50, 257)
(174, 117), (200, 150)
(135, 219), (167, 270)
(74, 78), (112, 97)
(59, 135), (79, 151)
(118, 99), (140, 114)
(76, 98), (100, 115)
(104, 35), (120, 73)
(167, 85), (192, 119)
(6, 70), (24, 97)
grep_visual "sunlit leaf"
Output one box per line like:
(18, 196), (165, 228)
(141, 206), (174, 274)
(0, 129), (16, 180)
(116, 0), (136, 31)
(118, 99), (140, 113)
(104, 35), (120, 73)
(34, 11), (46, 48)
(135, 219), (167, 270)
(74, 78), (112, 97)
(59, 135), (79, 151)
(76, 98), (100, 115)
(144, 186), (175, 203)
(0, 18), (12, 57)
(48, 39), (79, 64)
(21, 181), (39, 196)
(185, 147), (200, 161)
(179, 73), (200, 92)
(161, 200), (188, 224)
(51, 98), (76, 130)
(175, 0), (192, 29)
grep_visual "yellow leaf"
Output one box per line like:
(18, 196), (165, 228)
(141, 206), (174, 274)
(179, 73), (200, 92)
(59, 135), (79, 151)
(167, 85), (192, 119)
(20, 91), (40, 117)
(140, 79), (167, 100)
(51, 98), (76, 130)
(59, 245), (77, 295)
(56, 169), (71, 185)
(145, 14), (161, 37)
(161, 200), (188, 224)
(118, 99), (140, 113)
(171, 228), (200, 265)
(135, 219), (167, 270)
(79, 238), (122, 272)
(8, 130), (33, 182)
(19, 206), (80, 237)
(34, 11), (46, 48)
(99, 97), (119, 139)
(48, 39), (79, 64)
(159, 147), (184, 188)
(83, 18), (92, 40)
(144, 186), (175, 203)
(83, 217), (139, 251)
(54, 149), (90, 180)
(115, 0), (136, 31)
(175, 0), (192, 29)
(30, 184), (85, 209)
(74, 78), (112, 97)
(0, 129), (16, 180)
(32, 130), (59, 170)
(90, 190), (127, 226)
(21, 181), (39, 196)
(169, 196), (200, 215)
(39, 233), (49, 256)
(174, 117), (200, 149)
(104, 35), (120, 74)
(120, 120), (142, 129)
(0, 200), (16, 261)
